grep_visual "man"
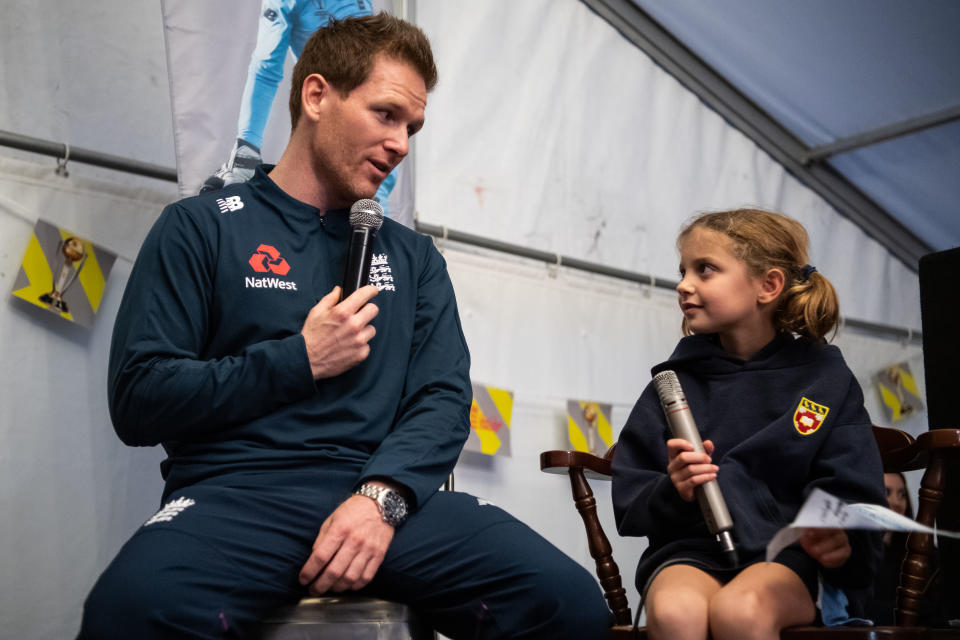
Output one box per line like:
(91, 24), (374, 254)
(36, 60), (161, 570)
(79, 13), (611, 639)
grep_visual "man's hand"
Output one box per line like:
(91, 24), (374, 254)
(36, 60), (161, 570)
(666, 438), (718, 502)
(800, 528), (851, 569)
(299, 493), (395, 594)
(302, 285), (379, 379)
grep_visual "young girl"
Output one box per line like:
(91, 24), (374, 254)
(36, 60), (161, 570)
(611, 209), (885, 640)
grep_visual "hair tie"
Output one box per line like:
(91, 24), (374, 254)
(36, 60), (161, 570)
(800, 264), (817, 282)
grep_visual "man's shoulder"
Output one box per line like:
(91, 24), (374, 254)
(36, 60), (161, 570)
(155, 183), (264, 240)
(379, 218), (439, 259)
(174, 183), (255, 218)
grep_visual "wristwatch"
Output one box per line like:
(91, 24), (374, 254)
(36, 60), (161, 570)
(354, 483), (409, 528)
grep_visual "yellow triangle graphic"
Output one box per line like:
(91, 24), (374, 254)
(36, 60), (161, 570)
(487, 387), (513, 429)
(568, 416), (589, 452)
(12, 233), (54, 302)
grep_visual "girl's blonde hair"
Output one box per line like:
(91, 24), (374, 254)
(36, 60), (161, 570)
(678, 208), (839, 342)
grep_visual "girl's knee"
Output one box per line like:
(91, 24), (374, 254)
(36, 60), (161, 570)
(709, 588), (769, 640)
(646, 588), (710, 639)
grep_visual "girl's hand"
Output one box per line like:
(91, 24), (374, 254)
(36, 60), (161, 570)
(666, 438), (718, 502)
(800, 528), (851, 568)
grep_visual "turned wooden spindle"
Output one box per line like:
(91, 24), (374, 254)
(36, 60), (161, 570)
(568, 466), (633, 626)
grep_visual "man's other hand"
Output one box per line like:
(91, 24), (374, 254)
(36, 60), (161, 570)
(302, 285), (379, 379)
(298, 494), (395, 594)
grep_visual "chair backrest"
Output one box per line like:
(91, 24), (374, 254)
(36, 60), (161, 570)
(885, 427), (960, 627)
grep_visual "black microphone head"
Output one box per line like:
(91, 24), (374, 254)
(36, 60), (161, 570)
(350, 199), (384, 231)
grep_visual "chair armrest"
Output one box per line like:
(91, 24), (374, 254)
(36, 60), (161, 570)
(916, 428), (960, 451)
(541, 450), (613, 479)
(873, 425), (924, 472)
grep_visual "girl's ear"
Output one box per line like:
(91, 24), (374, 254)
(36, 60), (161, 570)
(757, 268), (785, 304)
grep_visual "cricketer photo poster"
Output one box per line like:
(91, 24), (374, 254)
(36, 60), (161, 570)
(161, 0), (414, 227)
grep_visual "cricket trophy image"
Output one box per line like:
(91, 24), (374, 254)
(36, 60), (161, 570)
(39, 236), (87, 313)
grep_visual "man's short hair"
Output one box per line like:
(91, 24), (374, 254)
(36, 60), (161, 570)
(289, 12), (438, 131)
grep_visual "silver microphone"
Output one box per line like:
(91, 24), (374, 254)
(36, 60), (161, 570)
(653, 369), (738, 565)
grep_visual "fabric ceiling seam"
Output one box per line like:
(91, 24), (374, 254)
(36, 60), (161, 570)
(580, 0), (932, 271)
(803, 104), (960, 163)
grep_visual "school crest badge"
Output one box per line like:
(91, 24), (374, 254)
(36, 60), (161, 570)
(793, 397), (829, 435)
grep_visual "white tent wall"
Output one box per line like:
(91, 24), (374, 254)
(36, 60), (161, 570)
(414, 0), (922, 331)
(0, 0), (928, 638)
(0, 159), (174, 639)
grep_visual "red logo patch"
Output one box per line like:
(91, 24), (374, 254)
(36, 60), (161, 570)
(793, 397), (830, 435)
(249, 244), (290, 276)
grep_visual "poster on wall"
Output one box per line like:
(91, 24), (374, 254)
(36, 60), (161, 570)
(875, 363), (924, 422)
(566, 400), (614, 455)
(11, 220), (117, 328)
(466, 382), (513, 456)
(161, 0), (414, 227)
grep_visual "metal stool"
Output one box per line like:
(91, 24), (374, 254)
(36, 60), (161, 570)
(258, 596), (435, 640)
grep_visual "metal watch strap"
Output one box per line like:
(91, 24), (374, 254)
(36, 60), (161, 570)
(354, 483), (408, 527)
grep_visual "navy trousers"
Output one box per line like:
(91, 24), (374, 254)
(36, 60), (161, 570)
(78, 467), (612, 639)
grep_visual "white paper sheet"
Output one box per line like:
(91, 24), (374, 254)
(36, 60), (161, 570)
(766, 488), (960, 561)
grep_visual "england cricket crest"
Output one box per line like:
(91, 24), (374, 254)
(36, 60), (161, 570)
(793, 397), (830, 435)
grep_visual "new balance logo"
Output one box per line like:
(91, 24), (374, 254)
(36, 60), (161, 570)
(369, 253), (396, 292)
(217, 196), (244, 213)
(144, 497), (195, 526)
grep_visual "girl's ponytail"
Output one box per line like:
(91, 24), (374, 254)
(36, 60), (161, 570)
(777, 267), (840, 342)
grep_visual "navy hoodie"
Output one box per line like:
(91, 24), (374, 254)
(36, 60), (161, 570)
(611, 333), (884, 591)
(108, 166), (472, 508)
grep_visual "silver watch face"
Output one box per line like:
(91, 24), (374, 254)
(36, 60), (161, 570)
(381, 490), (408, 526)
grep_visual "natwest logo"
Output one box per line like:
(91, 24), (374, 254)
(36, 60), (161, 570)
(249, 244), (291, 276)
(245, 243), (298, 292)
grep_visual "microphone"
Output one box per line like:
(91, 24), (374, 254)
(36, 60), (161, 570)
(341, 199), (384, 300)
(653, 369), (739, 566)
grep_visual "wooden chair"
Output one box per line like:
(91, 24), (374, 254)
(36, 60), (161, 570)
(540, 426), (960, 640)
